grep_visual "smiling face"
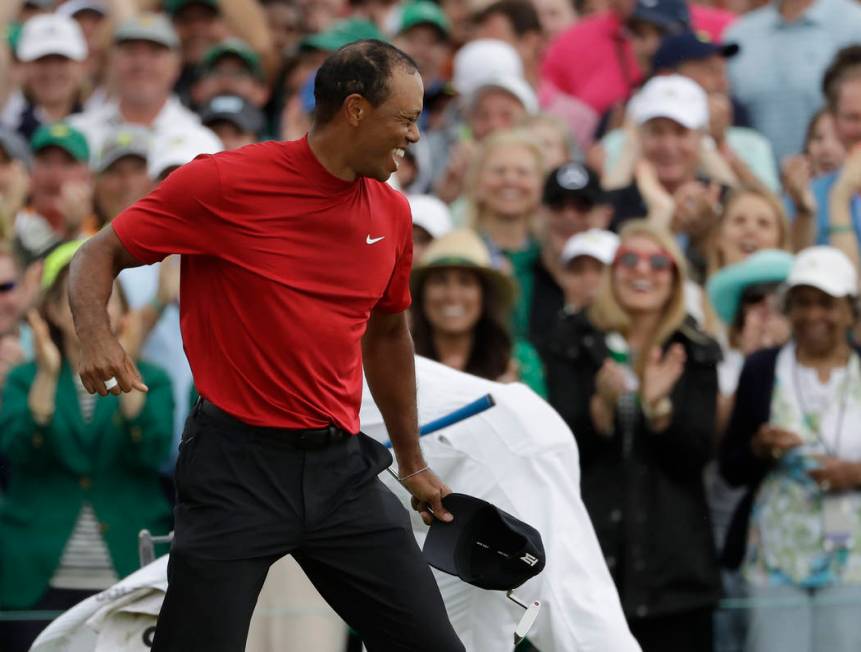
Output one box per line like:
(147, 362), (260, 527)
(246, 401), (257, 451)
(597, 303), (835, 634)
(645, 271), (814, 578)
(468, 88), (528, 142)
(807, 111), (845, 176)
(348, 67), (423, 182)
(718, 193), (783, 267)
(25, 55), (85, 109)
(422, 267), (484, 335)
(788, 286), (854, 359)
(475, 143), (543, 219)
(639, 117), (701, 190)
(612, 235), (676, 316)
(113, 40), (180, 107)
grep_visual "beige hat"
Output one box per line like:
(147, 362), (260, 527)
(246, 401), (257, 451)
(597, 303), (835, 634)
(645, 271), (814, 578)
(411, 229), (516, 310)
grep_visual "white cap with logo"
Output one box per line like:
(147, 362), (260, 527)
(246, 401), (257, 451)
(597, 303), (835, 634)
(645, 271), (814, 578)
(629, 74), (709, 130)
(17, 14), (88, 62)
(787, 245), (858, 298)
(560, 229), (620, 266)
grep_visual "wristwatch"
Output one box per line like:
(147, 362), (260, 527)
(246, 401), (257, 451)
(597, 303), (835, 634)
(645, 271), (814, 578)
(643, 397), (672, 422)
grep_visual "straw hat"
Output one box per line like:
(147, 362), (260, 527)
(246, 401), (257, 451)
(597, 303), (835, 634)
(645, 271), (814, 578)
(411, 229), (516, 310)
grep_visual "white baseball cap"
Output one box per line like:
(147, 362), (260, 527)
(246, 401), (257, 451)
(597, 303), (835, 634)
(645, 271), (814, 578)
(148, 128), (223, 180)
(57, 0), (108, 17)
(629, 74), (708, 130)
(560, 229), (620, 266)
(469, 75), (539, 116)
(17, 14), (88, 63)
(787, 246), (858, 298)
(452, 39), (523, 97)
(408, 194), (453, 240)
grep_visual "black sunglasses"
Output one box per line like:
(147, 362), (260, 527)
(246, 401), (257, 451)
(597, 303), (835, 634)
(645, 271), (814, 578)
(0, 281), (16, 293)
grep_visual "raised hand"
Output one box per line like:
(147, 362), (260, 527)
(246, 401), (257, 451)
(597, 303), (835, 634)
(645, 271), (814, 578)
(27, 309), (61, 377)
(641, 343), (685, 408)
(782, 154), (816, 213)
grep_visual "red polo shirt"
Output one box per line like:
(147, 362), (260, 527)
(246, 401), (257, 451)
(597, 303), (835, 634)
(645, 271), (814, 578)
(112, 136), (413, 431)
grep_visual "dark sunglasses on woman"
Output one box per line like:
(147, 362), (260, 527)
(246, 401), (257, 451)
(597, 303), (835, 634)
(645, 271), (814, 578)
(0, 281), (16, 293)
(613, 247), (674, 272)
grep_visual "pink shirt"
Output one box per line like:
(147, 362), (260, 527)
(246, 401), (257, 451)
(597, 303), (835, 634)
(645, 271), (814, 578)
(540, 7), (736, 114)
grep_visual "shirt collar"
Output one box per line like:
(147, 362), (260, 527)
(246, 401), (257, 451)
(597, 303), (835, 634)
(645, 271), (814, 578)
(770, 0), (829, 27)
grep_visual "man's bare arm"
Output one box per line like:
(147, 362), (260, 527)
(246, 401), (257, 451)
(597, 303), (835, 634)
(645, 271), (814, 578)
(363, 309), (454, 524)
(69, 226), (148, 396)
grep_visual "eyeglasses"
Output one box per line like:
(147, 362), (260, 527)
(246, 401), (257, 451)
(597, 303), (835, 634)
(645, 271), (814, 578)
(0, 280), (16, 293)
(613, 247), (675, 272)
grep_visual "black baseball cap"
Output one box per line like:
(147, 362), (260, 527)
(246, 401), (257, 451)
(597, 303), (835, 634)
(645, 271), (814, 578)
(652, 31), (739, 71)
(423, 493), (546, 591)
(199, 95), (264, 135)
(542, 162), (604, 207)
(631, 0), (690, 32)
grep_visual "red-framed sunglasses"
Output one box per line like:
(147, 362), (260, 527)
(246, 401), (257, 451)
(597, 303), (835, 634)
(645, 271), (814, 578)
(613, 247), (675, 272)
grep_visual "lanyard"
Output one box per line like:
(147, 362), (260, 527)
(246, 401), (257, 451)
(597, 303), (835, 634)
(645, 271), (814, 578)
(791, 351), (852, 457)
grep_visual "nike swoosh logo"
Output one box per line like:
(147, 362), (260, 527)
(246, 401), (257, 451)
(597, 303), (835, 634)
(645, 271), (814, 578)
(366, 235), (385, 245)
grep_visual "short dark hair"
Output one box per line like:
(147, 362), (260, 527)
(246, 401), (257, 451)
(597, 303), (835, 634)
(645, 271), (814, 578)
(473, 0), (542, 37)
(823, 45), (861, 111)
(312, 39), (418, 126)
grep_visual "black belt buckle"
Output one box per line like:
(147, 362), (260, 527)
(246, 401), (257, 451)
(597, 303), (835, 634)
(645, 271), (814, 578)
(294, 425), (346, 450)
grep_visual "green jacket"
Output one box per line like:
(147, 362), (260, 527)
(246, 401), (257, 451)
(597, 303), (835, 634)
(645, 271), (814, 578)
(0, 361), (174, 608)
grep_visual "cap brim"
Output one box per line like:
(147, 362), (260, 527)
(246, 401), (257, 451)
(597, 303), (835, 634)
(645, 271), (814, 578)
(96, 149), (147, 174)
(721, 42), (740, 58)
(423, 494), (492, 577)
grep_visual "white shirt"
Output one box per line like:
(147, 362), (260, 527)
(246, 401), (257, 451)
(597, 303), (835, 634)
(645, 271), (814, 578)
(69, 96), (218, 164)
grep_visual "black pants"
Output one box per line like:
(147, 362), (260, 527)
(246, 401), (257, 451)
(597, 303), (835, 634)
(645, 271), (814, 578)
(629, 606), (714, 652)
(152, 403), (464, 652)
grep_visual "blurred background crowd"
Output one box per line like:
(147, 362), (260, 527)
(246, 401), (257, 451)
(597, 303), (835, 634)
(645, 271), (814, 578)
(2, 0), (861, 650)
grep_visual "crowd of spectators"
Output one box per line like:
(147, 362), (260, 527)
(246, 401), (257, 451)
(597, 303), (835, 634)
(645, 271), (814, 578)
(1, 0), (861, 651)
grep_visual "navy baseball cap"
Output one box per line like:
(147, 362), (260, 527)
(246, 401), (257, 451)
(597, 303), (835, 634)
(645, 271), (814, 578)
(423, 493), (546, 592)
(653, 31), (739, 71)
(631, 0), (690, 32)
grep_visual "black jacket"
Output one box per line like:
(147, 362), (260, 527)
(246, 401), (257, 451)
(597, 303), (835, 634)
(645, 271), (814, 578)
(543, 311), (723, 619)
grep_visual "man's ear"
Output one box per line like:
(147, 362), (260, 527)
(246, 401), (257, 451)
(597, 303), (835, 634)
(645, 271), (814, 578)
(343, 94), (367, 126)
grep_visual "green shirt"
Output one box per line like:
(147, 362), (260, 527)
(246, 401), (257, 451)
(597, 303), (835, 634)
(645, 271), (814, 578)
(0, 361), (174, 608)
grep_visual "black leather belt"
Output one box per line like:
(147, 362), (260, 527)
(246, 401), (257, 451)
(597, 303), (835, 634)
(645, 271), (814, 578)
(197, 399), (352, 450)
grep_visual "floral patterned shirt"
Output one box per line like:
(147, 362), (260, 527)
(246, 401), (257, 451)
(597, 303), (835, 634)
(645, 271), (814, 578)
(744, 344), (861, 588)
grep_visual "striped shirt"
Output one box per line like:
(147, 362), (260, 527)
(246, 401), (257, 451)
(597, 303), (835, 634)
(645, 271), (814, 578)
(50, 376), (116, 590)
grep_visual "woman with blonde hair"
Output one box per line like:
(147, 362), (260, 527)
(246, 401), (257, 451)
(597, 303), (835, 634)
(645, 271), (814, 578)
(706, 186), (791, 278)
(543, 219), (722, 652)
(462, 128), (544, 338)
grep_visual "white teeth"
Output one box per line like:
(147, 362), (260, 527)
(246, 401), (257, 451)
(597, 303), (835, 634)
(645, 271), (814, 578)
(632, 280), (653, 291)
(393, 148), (405, 158)
(442, 306), (465, 318)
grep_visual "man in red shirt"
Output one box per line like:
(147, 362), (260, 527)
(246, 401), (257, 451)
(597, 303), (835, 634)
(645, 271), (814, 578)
(68, 40), (464, 652)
